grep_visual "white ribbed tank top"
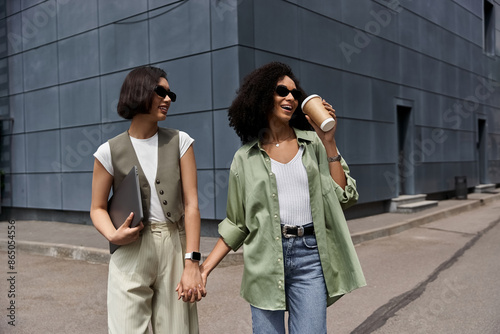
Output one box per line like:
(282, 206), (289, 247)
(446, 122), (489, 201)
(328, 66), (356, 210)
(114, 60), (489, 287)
(270, 146), (313, 226)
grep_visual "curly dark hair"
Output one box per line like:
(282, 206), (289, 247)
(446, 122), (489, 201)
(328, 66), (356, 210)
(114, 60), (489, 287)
(117, 66), (167, 119)
(228, 62), (312, 143)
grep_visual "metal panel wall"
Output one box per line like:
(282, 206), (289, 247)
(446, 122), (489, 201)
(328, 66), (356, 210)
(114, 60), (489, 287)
(1, 0), (499, 224)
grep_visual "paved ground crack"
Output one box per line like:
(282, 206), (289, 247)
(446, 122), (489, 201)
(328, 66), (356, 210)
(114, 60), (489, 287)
(350, 218), (500, 334)
(420, 226), (476, 236)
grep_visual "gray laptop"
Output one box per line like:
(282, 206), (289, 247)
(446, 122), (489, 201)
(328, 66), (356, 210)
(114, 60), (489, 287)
(107, 166), (144, 254)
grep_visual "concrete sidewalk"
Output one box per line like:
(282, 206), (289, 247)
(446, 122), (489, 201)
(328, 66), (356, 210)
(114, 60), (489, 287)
(1, 192), (499, 265)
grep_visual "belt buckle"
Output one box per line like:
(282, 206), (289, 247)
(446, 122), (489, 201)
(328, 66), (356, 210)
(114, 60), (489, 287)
(282, 225), (295, 238)
(282, 225), (304, 238)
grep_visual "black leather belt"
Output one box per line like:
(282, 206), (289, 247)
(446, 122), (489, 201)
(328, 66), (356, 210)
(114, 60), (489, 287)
(281, 225), (315, 238)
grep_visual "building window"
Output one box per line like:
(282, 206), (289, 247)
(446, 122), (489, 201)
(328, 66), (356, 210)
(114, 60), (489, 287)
(484, 0), (495, 55)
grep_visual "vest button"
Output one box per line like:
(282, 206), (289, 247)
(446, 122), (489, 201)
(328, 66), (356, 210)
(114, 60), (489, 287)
(156, 179), (160, 184)
(163, 200), (168, 205)
(159, 190), (164, 195)
(167, 212), (171, 217)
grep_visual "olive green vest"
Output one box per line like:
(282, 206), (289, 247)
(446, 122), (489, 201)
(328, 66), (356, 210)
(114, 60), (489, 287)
(108, 128), (184, 223)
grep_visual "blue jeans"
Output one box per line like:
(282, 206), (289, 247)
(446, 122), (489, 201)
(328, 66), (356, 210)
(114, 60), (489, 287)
(251, 224), (327, 334)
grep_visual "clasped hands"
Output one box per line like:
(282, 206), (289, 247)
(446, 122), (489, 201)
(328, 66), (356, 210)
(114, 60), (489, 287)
(175, 262), (208, 303)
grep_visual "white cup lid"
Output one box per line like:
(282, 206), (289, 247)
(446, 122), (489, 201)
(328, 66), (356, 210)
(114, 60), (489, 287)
(301, 94), (320, 110)
(321, 118), (335, 132)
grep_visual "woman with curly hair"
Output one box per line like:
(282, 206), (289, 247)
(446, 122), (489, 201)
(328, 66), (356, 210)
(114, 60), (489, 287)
(199, 61), (365, 333)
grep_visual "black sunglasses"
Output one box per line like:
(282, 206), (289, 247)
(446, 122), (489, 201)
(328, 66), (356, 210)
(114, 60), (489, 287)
(154, 85), (177, 102)
(275, 85), (302, 100)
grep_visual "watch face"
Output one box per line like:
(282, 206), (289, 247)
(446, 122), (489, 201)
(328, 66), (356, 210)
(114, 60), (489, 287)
(192, 252), (201, 261)
(186, 252), (201, 261)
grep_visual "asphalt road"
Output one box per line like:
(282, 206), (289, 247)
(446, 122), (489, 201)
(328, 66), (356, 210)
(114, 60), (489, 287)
(1, 202), (499, 333)
(370, 218), (500, 334)
(0, 250), (108, 333)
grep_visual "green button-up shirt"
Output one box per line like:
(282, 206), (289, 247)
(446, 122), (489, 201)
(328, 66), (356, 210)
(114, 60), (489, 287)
(219, 128), (366, 310)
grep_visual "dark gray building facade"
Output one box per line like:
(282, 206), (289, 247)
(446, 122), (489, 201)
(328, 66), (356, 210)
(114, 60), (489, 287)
(2, 0), (500, 227)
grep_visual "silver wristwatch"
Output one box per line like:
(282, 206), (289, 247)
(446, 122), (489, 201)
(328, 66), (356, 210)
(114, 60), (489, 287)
(327, 154), (341, 163)
(184, 252), (201, 261)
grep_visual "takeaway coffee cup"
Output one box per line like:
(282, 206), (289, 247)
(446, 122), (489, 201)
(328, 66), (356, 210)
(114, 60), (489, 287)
(301, 94), (335, 132)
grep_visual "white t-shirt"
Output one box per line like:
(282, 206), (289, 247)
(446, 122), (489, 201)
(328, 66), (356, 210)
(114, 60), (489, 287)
(93, 130), (194, 222)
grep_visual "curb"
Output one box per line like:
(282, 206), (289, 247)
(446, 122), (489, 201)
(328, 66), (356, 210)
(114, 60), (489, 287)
(208, 249), (244, 268)
(3, 194), (499, 265)
(351, 193), (500, 245)
(0, 238), (240, 266)
(0, 239), (111, 265)
(0, 238), (241, 266)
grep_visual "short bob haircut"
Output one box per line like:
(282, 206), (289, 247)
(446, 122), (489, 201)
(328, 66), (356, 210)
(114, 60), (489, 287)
(228, 62), (311, 144)
(117, 66), (167, 120)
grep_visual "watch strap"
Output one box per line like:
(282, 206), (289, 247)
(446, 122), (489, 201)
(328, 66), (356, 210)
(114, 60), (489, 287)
(184, 251), (201, 261)
(327, 154), (341, 163)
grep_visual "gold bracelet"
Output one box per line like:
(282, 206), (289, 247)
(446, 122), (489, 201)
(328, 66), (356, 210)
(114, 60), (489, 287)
(327, 154), (341, 163)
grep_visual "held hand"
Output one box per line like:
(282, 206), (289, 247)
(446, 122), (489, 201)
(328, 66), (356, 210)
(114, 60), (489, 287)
(109, 212), (144, 245)
(199, 263), (208, 288)
(176, 262), (206, 303)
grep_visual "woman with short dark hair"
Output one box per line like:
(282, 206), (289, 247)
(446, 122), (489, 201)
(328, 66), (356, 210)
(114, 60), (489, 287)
(91, 66), (203, 333)
(199, 61), (366, 334)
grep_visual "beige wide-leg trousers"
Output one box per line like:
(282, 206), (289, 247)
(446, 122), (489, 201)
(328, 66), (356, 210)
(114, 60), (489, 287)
(107, 221), (198, 334)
